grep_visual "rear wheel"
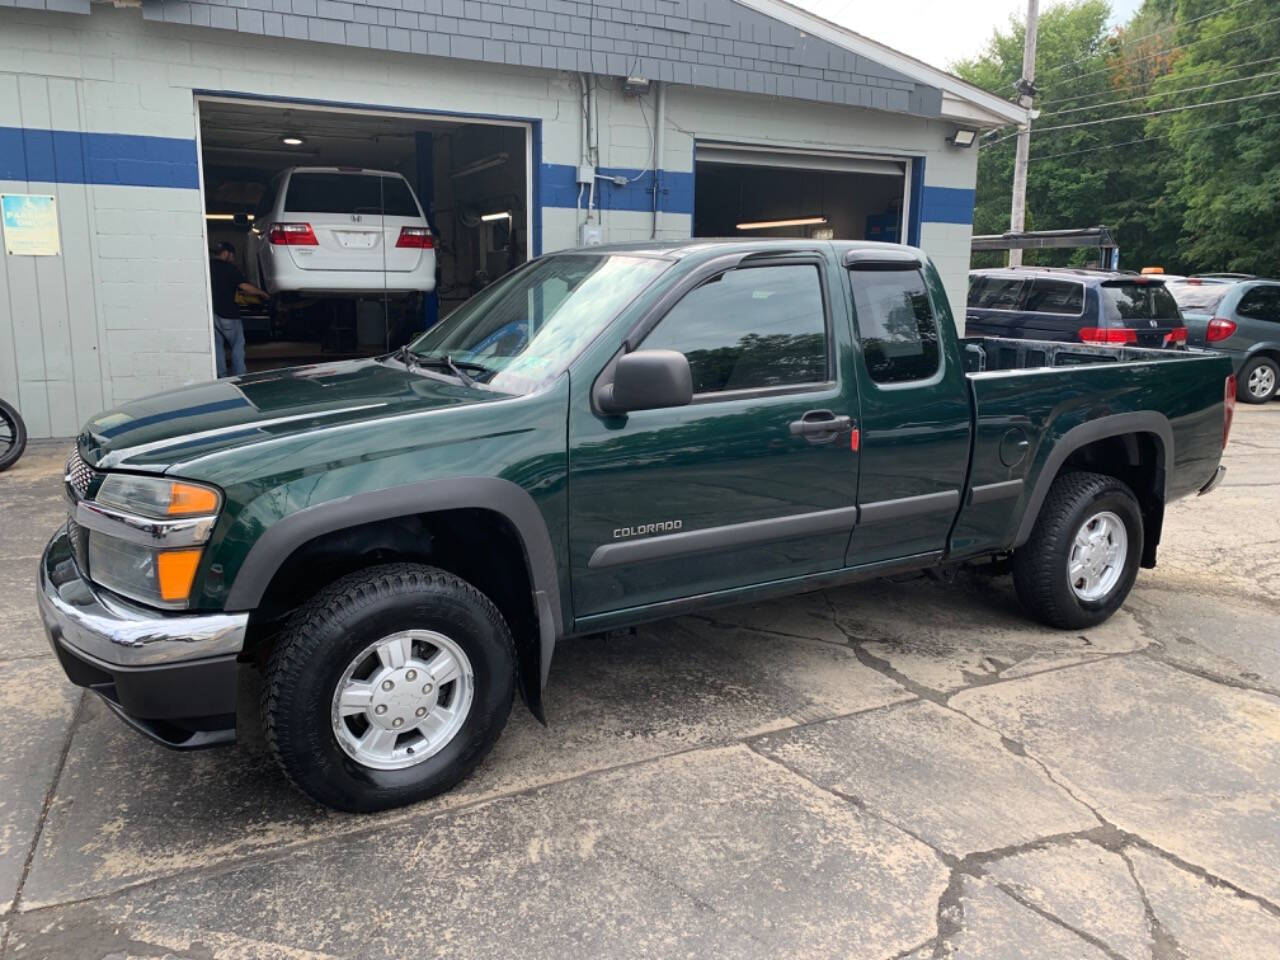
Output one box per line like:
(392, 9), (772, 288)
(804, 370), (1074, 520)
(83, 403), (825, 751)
(1013, 472), (1143, 629)
(263, 563), (515, 812)
(1239, 356), (1278, 404)
(0, 398), (27, 473)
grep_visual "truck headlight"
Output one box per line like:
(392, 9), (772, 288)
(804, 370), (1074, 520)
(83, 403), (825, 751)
(79, 476), (222, 609)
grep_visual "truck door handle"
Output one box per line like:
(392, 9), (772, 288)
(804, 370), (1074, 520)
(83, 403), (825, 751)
(789, 410), (852, 442)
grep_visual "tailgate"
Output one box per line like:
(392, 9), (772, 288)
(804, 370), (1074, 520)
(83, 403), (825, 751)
(281, 172), (427, 273)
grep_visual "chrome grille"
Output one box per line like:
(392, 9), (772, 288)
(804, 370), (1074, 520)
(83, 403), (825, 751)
(65, 449), (96, 501)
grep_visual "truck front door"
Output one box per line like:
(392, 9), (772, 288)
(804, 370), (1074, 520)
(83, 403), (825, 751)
(568, 253), (861, 623)
(844, 252), (971, 566)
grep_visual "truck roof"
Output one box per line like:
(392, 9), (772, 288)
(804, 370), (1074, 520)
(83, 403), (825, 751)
(556, 237), (921, 262)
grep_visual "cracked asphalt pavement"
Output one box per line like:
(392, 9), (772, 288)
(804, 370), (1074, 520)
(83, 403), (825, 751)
(1, 405), (1278, 959)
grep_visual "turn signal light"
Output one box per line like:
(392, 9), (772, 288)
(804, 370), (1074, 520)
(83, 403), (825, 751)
(156, 549), (203, 603)
(1079, 327), (1138, 345)
(396, 227), (435, 249)
(1205, 317), (1237, 342)
(168, 482), (220, 516)
(268, 222), (318, 245)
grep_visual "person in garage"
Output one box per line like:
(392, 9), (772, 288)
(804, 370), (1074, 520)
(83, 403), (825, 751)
(209, 241), (269, 377)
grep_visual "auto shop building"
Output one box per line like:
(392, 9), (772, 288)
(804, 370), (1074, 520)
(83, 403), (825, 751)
(0, 0), (1024, 438)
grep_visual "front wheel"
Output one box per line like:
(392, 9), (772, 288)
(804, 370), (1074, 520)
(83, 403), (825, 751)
(0, 398), (27, 472)
(1012, 472), (1143, 630)
(1239, 356), (1278, 404)
(263, 563), (515, 812)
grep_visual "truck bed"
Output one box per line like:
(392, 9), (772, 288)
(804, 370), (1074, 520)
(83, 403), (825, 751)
(951, 337), (1233, 560)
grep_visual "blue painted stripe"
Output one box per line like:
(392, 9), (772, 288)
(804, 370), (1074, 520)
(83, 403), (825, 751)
(920, 185), (975, 225)
(907, 157), (925, 245)
(0, 126), (199, 189)
(539, 163), (694, 215)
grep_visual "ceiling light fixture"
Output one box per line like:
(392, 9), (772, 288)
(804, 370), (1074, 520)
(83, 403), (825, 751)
(736, 216), (828, 231)
(204, 213), (255, 221)
(450, 152), (509, 179)
(480, 211), (512, 222)
(280, 135), (306, 146)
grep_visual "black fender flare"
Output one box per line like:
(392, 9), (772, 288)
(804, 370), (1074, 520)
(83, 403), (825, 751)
(1012, 411), (1174, 548)
(225, 476), (563, 720)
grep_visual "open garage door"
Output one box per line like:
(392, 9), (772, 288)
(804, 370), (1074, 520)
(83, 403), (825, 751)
(694, 142), (907, 244)
(197, 98), (530, 375)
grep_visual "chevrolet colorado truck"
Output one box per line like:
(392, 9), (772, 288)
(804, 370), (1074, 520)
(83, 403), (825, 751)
(39, 240), (1236, 811)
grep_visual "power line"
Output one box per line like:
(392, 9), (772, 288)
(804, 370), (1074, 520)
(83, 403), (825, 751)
(1029, 108), (1280, 163)
(1041, 51), (1280, 107)
(1038, 0), (1261, 77)
(982, 87), (1280, 146)
(1043, 13), (1280, 91)
(1041, 66), (1280, 118)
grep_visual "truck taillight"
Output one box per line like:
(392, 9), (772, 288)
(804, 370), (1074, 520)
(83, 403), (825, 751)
(396, 227), (434, 249)
(1205, 317), (1237, 342)
(267, 222), (318, 245)
(1224, 375), (1236, 448)
(1164, 327), (1188, 346)
(1079, 327), (1137, 345)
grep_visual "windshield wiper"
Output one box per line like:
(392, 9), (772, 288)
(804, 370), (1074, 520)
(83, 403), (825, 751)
(414, 354), (491, 388)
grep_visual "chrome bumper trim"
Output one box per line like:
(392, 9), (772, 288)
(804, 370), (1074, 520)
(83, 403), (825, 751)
(1198, 465), (1226, 497)
(38, 525), (247, 668)
(74, 499), (217, 548)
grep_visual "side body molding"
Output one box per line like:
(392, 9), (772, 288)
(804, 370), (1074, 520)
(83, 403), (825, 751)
(224, 477), (564, 708)
(1013, 411), (1174, 548)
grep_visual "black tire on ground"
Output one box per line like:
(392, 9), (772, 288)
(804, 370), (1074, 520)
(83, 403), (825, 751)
(262, 563), (516, 812)
(1238, 355), (1279, 404)
(1012, 471), (1143, 630)
(0, 398), (27, 473)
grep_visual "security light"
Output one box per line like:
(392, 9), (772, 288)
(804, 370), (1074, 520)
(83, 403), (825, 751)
(949, 129), (977, 148)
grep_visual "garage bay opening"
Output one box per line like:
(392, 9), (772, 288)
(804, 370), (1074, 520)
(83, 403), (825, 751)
(198, 99), (530, 374)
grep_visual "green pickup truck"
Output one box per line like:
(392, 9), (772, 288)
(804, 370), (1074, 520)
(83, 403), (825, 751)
(40, 240), (1236, 811)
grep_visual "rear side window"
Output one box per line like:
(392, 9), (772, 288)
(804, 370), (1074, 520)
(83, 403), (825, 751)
(642, 264), (828, 395)
(1023, 279), (1084, 315)
(967, 276), (1025, 310)
(1101, 282), (1181, 322)
(852, 268), (940, 384)
(1237, 286), (1280, 323)
(1167, 282), (1228, 313)
(284, 173), (421, 217)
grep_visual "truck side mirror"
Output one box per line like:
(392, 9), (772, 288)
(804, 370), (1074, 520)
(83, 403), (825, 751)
(597, 349), (693, 415)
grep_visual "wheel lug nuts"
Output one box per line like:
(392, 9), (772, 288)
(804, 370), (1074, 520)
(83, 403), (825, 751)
(381, 679), (394, 691)
(415, 707), (427, 717)
(422, 683), (433, 694)
(374, 705), (387, 715)
(405, 669), (417, 681)
(392, 717), (404, 727)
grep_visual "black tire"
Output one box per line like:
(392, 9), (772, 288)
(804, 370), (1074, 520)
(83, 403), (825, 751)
(1238, 355), (1279, 404)
(263, 563), (515, 812)
(0, 398), (27, 473)
(1012, 471), (1143, 630)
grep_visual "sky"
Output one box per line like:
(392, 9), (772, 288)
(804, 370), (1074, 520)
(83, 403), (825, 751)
(791, 0), (1145, 73)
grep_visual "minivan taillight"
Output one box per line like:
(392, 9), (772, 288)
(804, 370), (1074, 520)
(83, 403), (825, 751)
(1079, 327), (1138, 345)
(396, 227), (434, 249)
(1164, 327), (1188, 347)
(1206, 317), (1237, 342)
(1224, 375), (1236, 448)
(267, 222), (318, 245)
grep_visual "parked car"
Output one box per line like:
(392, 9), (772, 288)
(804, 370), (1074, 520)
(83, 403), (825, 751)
(966, 267), (1188, 349)
(1165, 276), (1280, 403)
(250, 166), (436, 296)
(40, 240), (1234, 811)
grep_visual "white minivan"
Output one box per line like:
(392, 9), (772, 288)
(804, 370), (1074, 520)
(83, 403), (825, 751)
(251, 167), (436, 295)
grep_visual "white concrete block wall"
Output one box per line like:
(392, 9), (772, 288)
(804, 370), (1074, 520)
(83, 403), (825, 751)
(2, 3), (980, 437)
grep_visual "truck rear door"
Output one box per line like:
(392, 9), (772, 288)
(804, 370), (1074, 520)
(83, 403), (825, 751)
(843, 251), (972, 566)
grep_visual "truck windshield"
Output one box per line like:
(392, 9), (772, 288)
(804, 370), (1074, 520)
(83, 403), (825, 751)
(407, 253), (670, 394)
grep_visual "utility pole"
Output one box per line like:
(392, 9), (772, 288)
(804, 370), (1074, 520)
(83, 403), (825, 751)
(1009, 0), (1039, 267)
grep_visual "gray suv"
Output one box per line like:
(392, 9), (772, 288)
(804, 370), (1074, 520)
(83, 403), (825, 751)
(1166, 277), (1280, 403)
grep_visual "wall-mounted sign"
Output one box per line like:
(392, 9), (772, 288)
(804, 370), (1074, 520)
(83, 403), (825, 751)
(2, 194), (61, 256)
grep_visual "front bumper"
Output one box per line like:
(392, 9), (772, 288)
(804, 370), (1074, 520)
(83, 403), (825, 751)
(39, 525), (248, 748)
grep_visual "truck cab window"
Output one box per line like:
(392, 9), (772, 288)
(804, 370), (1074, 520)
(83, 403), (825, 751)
(851, 268), (940, 384)
(642, 264), (828, 395)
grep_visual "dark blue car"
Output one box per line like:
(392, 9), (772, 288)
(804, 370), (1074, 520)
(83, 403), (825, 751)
(966, 267), (1187, 350)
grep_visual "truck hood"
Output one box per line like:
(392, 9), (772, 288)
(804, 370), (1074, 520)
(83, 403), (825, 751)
(80, 358), (499, 471)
